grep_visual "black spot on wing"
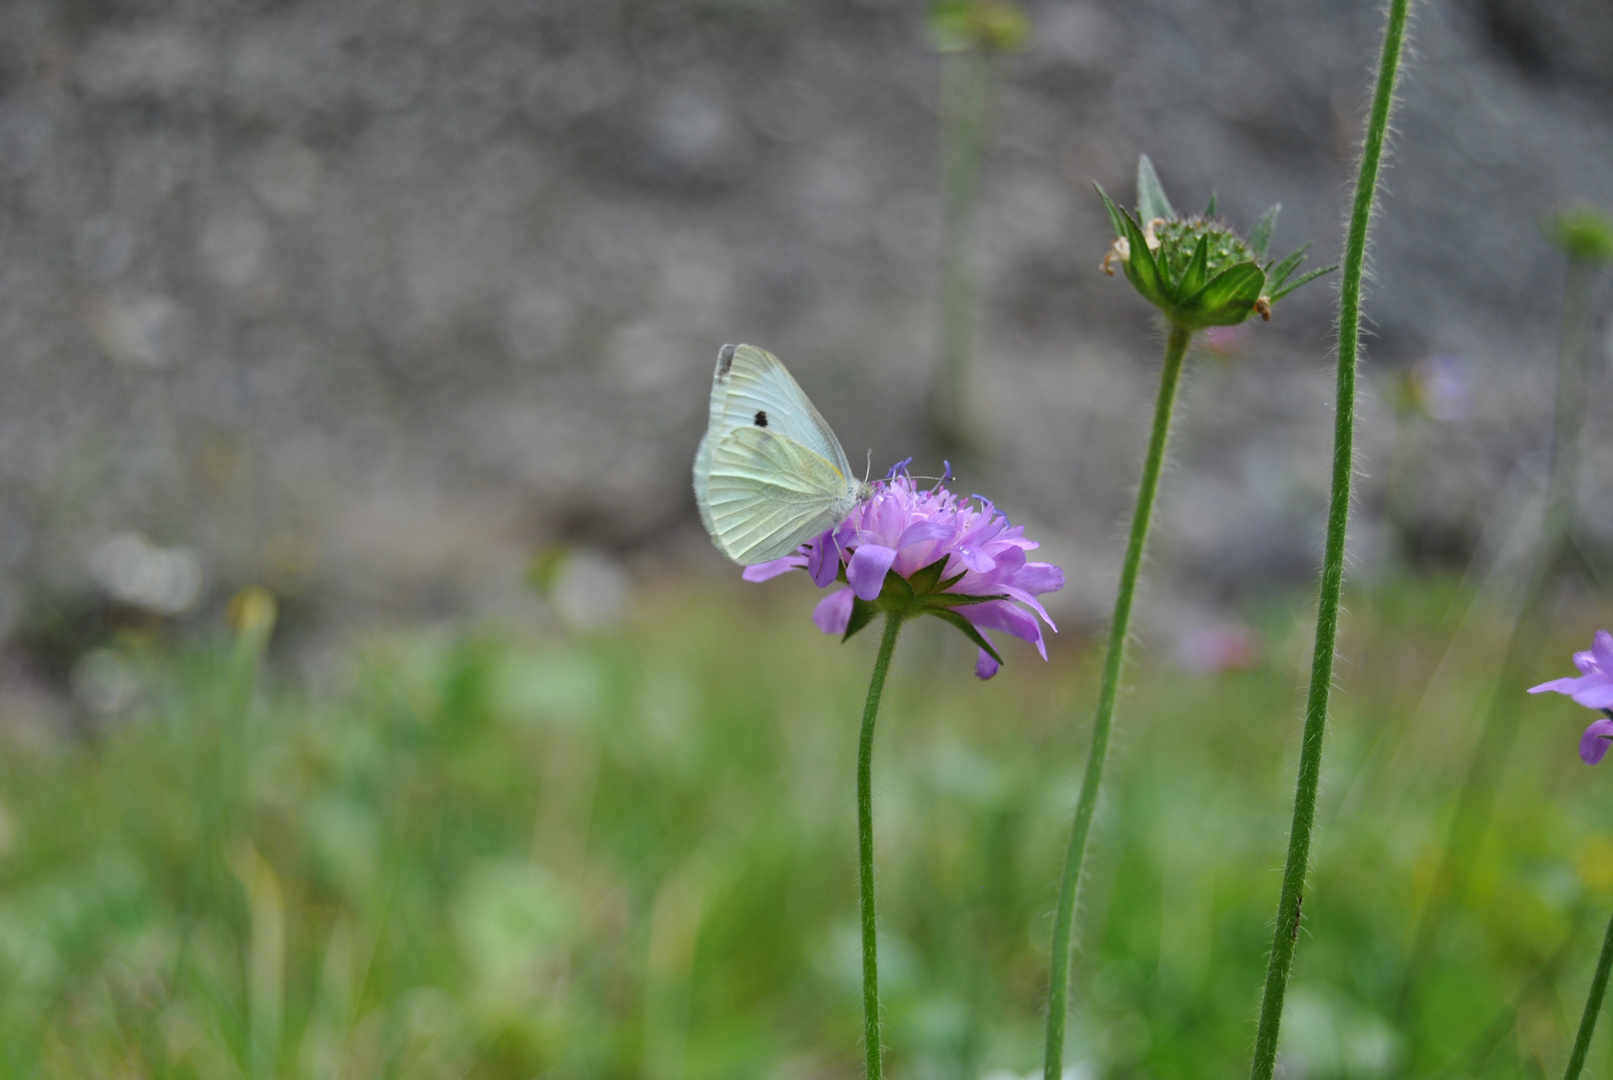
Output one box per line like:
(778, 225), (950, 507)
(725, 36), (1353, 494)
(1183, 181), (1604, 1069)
(754, 410), (768, 427)
(717, 344), (736, 379)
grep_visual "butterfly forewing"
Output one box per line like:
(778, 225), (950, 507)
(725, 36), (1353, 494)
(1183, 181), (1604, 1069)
(715, 346), (854, 481)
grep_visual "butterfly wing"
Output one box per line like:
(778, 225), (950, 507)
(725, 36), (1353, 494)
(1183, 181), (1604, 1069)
(692, 348), (736, 538)
(694, 344), (862, 563)
(714, 345), (855, 480)
(706, 426), (860, 564)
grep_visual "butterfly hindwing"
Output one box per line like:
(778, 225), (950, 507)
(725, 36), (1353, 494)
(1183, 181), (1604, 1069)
(706, 426), (856, 564)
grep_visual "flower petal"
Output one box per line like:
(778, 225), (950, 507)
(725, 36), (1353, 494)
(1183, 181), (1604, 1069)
(955, 545), (996, 573)
(847, 544), (898, 601)
(1531, 676), (1592, 695)
(1015, 562), (1066, 596)
(1594, 630), (1613, 673)
(975, 649), (1000, 680)
(1002, 584), (1057, 632)
(1571, 680), (1613, 710)
(966, 601), (1044, 657)
(1582, 718), (1613, 765)
(897, 520), (954, 550)
(812, 588), (855, 635)
(743, 556), (803, 582)
(806, 529), (841, 588)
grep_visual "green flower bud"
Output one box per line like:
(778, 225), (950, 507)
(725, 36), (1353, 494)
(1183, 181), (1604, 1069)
(1097, 155), (1335, 331)
(927, 0), (1030, 53)
(1548, 206), (1613, 264)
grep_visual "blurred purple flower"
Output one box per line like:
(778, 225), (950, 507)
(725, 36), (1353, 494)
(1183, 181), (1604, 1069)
(1528, 630), (1613, 764)
(742, 463), (1064, 679)
(1410, 353), (1473, 422)
(1202, 324), (1248, 358)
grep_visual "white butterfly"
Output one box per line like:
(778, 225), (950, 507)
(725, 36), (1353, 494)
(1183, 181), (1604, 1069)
(693, 343), (873, 565)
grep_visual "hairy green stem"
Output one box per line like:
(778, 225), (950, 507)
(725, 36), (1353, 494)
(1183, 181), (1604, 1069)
(858, 614), (903, 1080)
(1043, 322), (1190, 1078)
(1564, 907), (1613, 1080)
(1247, 3), (1408, 1078)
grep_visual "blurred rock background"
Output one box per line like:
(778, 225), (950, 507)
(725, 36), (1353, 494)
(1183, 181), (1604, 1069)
(0, 0), (1609, 658)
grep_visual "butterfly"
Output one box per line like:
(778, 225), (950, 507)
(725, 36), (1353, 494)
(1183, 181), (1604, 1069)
(693, 343), (873, 565)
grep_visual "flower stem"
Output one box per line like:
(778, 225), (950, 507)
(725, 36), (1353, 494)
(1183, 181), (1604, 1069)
(858, 613), (903, 1080)
(1564, 906), (1613, 1080)
(1247, 3), (1408, 1078)
(1043, 321), (1190, 1078)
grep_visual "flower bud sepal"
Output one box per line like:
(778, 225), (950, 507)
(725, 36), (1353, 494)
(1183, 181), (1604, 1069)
(840, 557), (1008, 669)
(1096, 154), (1336, 330)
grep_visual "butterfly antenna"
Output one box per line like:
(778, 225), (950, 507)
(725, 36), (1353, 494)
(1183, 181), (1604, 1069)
(864, 449), (872, 484)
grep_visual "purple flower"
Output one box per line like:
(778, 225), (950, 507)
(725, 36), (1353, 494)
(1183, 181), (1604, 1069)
(742, 464), (1064, 679)
(1528, 630), (1613, 764)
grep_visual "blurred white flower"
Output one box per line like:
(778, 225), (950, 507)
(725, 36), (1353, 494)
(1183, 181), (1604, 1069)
(71, 648), (139, 715)
(546, 548), (630, 632)
(89, 533), (206, 616)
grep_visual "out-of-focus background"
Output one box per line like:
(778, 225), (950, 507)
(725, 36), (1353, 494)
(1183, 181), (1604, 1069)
(1, 0), (1612, 1077)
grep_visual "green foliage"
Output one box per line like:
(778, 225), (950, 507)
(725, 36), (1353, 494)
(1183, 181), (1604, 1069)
(927, 0), (1029, 53)
(1098, 156), (1336, 330)
(0, 581), (1609, 1077)
(1135, 154), (1175, 225)
(1549, 206), (1613, 264)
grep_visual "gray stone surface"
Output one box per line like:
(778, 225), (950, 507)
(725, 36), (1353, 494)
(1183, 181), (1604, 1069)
(0, 0), (1608, 645)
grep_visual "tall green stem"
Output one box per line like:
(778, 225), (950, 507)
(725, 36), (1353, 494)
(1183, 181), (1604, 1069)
(1043, 322), (1190, 1078)
(858, 613), (903, 1080)
(1247, 3), (1408, 1078)
(1563, 907), (1613, 1080)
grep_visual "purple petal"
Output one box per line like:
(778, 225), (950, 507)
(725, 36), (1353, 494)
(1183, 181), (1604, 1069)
(993, 545), (1028, 573)
(743, 556), (803, 582)
(974, 649), (1000, 680)
(1532, 674), (1613, 710)
(847, 544), (898, 601)
(1594, 630), (1613, 673)
(807, 530), (841, 588)
(1014, 562), (1066, 596)
(1582, 718), (1613, 765)
(1001, 585), (1057, 632)
(1572, 680), (1613, 710)
(1575, 650), (1598, 675)
(966, 601), (1044, 654)
(896, 520), (953, 549)
(956, 545), (996, 573)
(812, 588), (855, 635)
(1530, 676), (1590, 695)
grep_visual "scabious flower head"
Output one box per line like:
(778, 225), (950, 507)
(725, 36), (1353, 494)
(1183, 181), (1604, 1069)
(1528, 630), (1613, 764)
(742, 462), (1064, 679)
(1097, 154), (1335, 330)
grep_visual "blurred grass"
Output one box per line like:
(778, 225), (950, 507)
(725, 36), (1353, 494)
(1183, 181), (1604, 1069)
(0, 572), (1610, 1079)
